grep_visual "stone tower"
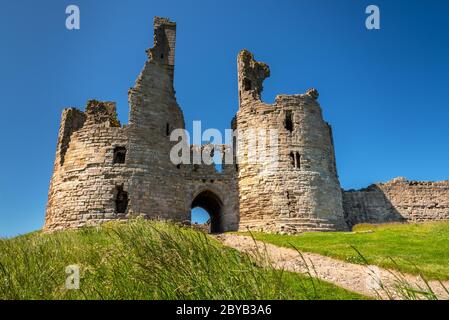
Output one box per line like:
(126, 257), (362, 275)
(234, 50), (348, 233)
(126, 16), (187, 221)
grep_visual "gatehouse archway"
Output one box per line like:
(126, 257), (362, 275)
(191, 190), (224, 233)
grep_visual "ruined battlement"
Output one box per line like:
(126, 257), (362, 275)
(148, 17), (176, 82)
(84, 100), (121, 127)
(237, 50), (270, 105)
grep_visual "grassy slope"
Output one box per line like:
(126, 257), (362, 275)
(0, 220), (364, 300)
(244, 222), (449, 280)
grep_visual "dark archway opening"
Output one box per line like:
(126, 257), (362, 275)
(191, 190), (224, 234)
(115, 185), (129, 214)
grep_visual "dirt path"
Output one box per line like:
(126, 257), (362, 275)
(216, 234), (449, 300)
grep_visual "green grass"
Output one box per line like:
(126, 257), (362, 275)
(242, 222), (449, 280)
(0, 220), (364, 300)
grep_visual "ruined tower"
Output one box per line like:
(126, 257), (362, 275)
(234, 50), (348, 233)
(126, 16), (187, 222)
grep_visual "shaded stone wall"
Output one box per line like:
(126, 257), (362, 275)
(234, 50), (348, 233)
(343, 177), (449, 228)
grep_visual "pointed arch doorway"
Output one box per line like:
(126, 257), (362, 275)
(191, 190), (224, 234)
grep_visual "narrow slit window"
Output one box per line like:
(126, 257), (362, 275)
(113, 147), (127, 164)
(115, 185), (129, 214)
(290, 152), (295, 167)
(243, 78), (252, 91)
(295, 152), (301, 169)
(166, 123), (170, 136)
(285, 111), (293, 132)
(290, 152), (301, 169)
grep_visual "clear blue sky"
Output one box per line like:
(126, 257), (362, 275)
(1, 0), (448, 237)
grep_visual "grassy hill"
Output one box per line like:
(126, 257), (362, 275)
(245, 222), (449, 280)
(0, 220), (364, 300)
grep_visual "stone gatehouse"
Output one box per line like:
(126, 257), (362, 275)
(44, 17), (449, 233)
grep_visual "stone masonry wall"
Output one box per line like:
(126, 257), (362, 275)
(343, 177), (449, 228)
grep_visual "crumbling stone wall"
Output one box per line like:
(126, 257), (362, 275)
(234, 50), (348, 233)
(343, 177), (449, 228)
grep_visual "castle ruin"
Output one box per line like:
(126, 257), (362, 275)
(44, 17), (449, 233)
